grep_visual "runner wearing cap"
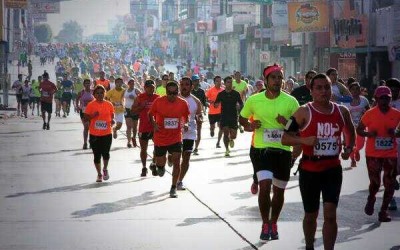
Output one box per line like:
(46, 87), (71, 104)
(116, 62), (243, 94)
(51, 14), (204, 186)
(191, 74), (207, 155)
(357, 85), (400, 222)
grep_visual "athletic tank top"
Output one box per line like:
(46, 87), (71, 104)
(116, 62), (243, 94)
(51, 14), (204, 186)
(80, 90), (94, 111)
(183, 95), (198, 140)
(124, 88), (137, 109)
(299, 102), (345, 172)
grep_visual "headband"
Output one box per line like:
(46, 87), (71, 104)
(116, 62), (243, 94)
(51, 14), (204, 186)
(263, 65), (283, 78)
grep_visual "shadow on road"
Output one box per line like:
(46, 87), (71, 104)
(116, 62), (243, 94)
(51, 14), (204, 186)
(5, 177), (147, 198)
(71, 191), (169, 218)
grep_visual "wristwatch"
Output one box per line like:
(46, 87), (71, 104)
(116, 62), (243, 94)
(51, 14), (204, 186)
(343, 146), (353, 154)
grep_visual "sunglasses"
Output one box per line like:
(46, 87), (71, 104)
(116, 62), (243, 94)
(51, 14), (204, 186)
(167, 91), (178, 96)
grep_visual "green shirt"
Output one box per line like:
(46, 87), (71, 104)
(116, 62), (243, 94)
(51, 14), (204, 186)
(156, 85), (166, 96)
(31, 81), (41, 97)
(240, 91), (299, 150)
(233, 80), (247, 94)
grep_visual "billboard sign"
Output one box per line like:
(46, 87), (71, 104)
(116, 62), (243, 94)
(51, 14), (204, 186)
(5, 0), (28, 9)
(288, 2), (329, 33)
(31, 2), (60, 13)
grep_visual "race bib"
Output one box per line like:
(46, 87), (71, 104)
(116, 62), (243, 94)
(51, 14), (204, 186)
(164, 118), (179, 129)
(42, 91), (50, 97)
(263, 129), (283, 143)
(313, 137), (339, 156)
(94, 120), (107, 130)
(375, 137), (394, 150)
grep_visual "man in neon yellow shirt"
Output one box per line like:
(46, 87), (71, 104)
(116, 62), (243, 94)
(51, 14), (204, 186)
(156, 74), (168, 96)
(239, 64), (299, 242)
(106, 78), (125, 139)
(30, 79), (41, 116)
(233, 71), (248, 102)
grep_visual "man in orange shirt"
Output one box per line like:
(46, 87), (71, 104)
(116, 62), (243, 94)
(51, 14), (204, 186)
(95, 71), (110, 91)
(357, 86), (400, 222)
(206, 75), (224, 148)
(149, 81), (190, 198)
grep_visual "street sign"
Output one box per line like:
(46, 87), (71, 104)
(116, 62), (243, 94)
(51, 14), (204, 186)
(260, 51), (270, 62)
(31, 2), (60, 13)
(5, 0), (28, 9)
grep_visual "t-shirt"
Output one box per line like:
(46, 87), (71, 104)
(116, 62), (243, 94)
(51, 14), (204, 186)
(233, 79), (247, 100)
(31, 81), (41, 97)
(206, 86), (224, 115)
(191, 88), (207, 107)
(361, 106), (400, 158)
(215, 90), (243, 120)
(149, 96), (190, 146)
(343, 96), (369, 126)
(95, 79), (110, 90)
(40, 80), (57, 103)
(156, 85), (166, 96)
(291, 85), (311, 106)
(137, 93), (159, 133)
(240, 91), (299, 150)
(61, 80), (73, 93)
(85, 100), (115, 137)
(106, 88), (125, 114)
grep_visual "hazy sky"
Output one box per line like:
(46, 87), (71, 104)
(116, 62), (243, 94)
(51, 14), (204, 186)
(46, 0), (131, 37)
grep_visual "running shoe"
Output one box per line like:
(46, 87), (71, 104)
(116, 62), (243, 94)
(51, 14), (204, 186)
(388, 198), (397, 211)
(225, 150), (230, 157)
(96, 174), (102, 183)
(127, 143), (132, 148)
(113, 128), (118, 139)
(46, 123), (50, 130)
(140, 167), (148, 177)
(378, 211), (391, 222)
(157, 166), (165, 177)
(229, 139), (235, 148)
(169, 186), (178, 198)
(149, 163), (158, 176)
(270, 222), (279, 240)
(239, 125), (244, 133)
(63, 114), (66, 118)
(83, 143), (88, 150)
(259, 223), (270, 241)
(251, 182), (258, 195)
(42, 122), (46, 130)
(210, 129), (215, 137)
(177, 181), (186, 190)
(216, 143), (221, 148)
(132, 138), (137, 147)
(103, 169), (109, 181)
(193, 149), (199, 155)
(364, 196), (376, 216)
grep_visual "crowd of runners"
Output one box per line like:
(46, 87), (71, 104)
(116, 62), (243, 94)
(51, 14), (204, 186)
(10, 43), (400, 250)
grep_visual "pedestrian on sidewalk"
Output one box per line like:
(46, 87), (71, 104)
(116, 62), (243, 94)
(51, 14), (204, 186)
(84, 85), (115, 183)
(282, 73), (355, 250)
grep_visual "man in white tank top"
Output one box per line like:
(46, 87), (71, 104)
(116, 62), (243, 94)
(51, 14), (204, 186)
(177, 77), (203, 190)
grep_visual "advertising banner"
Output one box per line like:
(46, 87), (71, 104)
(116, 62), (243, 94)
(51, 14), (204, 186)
(288, 1), (329, 33)
(5, 0), (28, 9)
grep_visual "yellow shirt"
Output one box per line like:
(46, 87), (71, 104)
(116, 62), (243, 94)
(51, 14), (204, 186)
(106, 88), (125, 113)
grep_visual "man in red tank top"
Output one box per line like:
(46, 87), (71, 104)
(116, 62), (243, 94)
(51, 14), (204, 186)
(282, 73), (355, 250)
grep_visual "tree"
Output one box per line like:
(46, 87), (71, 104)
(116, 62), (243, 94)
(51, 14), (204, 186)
(55, 20), (83, 43)
(34, 23), (52, 43)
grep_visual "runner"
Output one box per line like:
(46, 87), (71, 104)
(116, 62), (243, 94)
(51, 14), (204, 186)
(39, 72), (57, 130)
(291, 70), (317, 106)
(105, 78), (125, 139)
(76, 79), (94, 150)
(343, 82), (370, 168)
(84, 85), (115, 182)
(281, 73), (355, 250)
(356, 85), (400, 222)
(156, 74), (168, 96)
(214, 76), (243, 157)
(233, 71), (248, 133)
(386, 78), (400, 211)
(60, 73), (74, 117)
(30, 79), (41, 116)
(11, 74), (23, 116)
(239, 64), (299, 241)
(177, 77), (203, 190)
(326, 68), (352, 103)
(95, 71), (110, 90)
(20, 80), (32, 118)
(131, 80), (160, 177)
(206, 75), (224, 148)
(148, 81), (190, 198)
(124, 79), (141, 148)
(191, 74), (207, 155)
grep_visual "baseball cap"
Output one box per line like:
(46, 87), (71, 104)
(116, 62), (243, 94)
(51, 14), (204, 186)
(144, 80), (155, 87)
(374, 86), (392, 98)
(191, 75), (200, 81)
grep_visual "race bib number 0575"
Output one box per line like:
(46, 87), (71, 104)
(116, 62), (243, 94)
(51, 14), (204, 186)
(313, 137), (339, 156)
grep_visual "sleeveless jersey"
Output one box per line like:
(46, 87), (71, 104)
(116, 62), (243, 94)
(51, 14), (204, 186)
(183, 95), (198, 140)
(124, 88), (137, 110)
(300, 102), (345, 172)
